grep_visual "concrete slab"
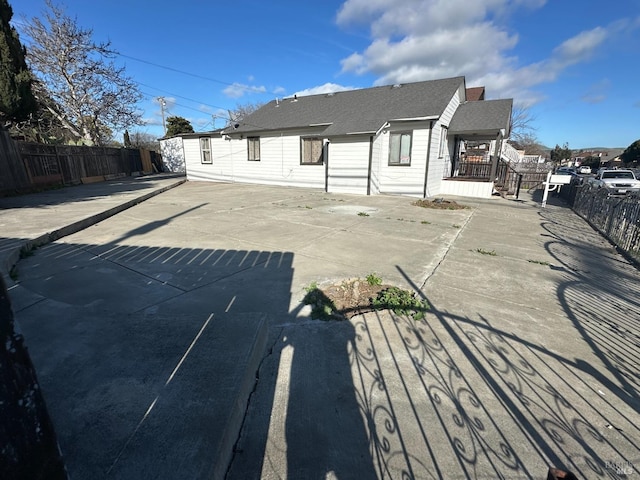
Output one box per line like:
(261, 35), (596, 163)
(0, 174), (185, 283)
(17, 302), (267, 480)
(5, 180), (640, 479)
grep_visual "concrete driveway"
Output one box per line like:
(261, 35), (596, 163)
(11, 181), (640, 479)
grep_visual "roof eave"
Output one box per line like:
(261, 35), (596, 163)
(388, 115), (439, 122)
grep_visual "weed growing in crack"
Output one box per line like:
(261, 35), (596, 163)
(475, 248), (497, 256)
(528, 259), (550, 266)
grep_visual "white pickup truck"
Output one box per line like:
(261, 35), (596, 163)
(590, 169), (640, 195)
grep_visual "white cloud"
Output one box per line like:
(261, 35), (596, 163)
(193, 117), (211, 128)
(336, 0), (619, 106)
(141, 117), (161, 126)
(293, 83), (356, 97)
(552, 27), (607, 65)
(581, 79), (610, 104)
(223, 82), (267, 99)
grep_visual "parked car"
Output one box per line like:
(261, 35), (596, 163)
(556, 167), (575, 175)
(578, 165), (592, 174)
(590, 169), (640, 195)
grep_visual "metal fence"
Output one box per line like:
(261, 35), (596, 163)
(572, 184), (640, 260)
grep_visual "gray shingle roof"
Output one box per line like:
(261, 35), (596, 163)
(228, 76), (465, 136)
(449, 99), (513, 137)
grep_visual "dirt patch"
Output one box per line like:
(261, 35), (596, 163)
(412, 198), (469, 210)
(304, 278), (430, 321)
(322, 279), (388, 319)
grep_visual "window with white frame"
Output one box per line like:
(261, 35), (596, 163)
(438, 125), (448, 158)
(248, 137), (260, 161)
(388, 131), (412, 165)
(301, 137), (324, 165)
(199, 137), (212, 164)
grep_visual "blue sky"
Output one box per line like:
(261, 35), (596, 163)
(11, 0), (640, 149)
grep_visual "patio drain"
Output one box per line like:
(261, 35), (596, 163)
(325, 206), (378, 215)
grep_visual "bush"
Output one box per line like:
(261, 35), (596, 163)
(372, 287), (430, 320)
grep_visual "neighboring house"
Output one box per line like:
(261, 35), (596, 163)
(165, 76), (513, 198)
(159, 136), (186, 173)
(465, 86), (485, 101)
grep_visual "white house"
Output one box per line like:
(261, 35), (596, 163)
(163, 76), (513, 198)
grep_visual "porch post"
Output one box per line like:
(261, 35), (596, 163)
(489, 130), (504, 182)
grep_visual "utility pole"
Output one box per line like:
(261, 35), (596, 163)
(158, 97), (167, 135)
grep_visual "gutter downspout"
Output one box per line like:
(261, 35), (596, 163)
(423, 120), (434, 198)
(367, 136), (374, 195)
(324, 141), (329, 192)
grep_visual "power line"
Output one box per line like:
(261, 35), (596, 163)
(118, 52), (279, 96)
(137, 81), (229, 113)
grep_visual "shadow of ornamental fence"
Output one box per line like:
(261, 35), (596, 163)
(562, 182), (640, 263)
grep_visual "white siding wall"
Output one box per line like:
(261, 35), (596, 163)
(327, 136), (370, 195)
(440, 179), (493, 198)
(425, 84), (464, 197)
(376, 122), (432, 197)
(184, 131), (326, 189)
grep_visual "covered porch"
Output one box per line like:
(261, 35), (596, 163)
(440, 99), (514, 198)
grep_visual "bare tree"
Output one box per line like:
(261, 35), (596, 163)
(127, 130), (160, 151)
(21, 1), (142, 145)
(509, 104), (537, 145)
(228, 101), (264, 125)
(509, 132), (547, 157)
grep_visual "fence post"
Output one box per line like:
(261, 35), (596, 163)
(515, 174), (523, 199)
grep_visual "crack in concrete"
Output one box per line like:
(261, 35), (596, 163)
(225, 325), (285, 478)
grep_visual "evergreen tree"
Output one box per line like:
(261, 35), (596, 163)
(0, 0), (37, 123)
(165, 116), (194, 137)
(550, 143), (572, 163)
(620, 140), (640, 165)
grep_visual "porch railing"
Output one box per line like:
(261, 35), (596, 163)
(496, 158), (549, 194)
(501, 142), (522, 164)
(457, 160), (492, 179)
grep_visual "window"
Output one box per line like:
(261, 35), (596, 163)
(438, 126), (448, 158)
(389, 132), (412, 165)
(301, 137), (324, 165)
(248, 137), (260, 161)
(199, 137), (212, 164)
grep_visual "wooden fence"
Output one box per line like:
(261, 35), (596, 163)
(0, 130), (31, 193)
(1, 129), (156, 195)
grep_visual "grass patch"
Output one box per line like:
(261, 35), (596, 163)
(452, 224), (461, 229)
(528, 259), (551, 266)
(303, 282), (339, 320)
(372, 287), (430, 320)
(475, 248), (497, 256)
(357, 211), (370, 217)
(366, 272), (382, 286)
(421, 220), (431, 225)
(412, 198), (469, 210)
(303, 277), (430, 321)
(9, 266), (18, 281)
